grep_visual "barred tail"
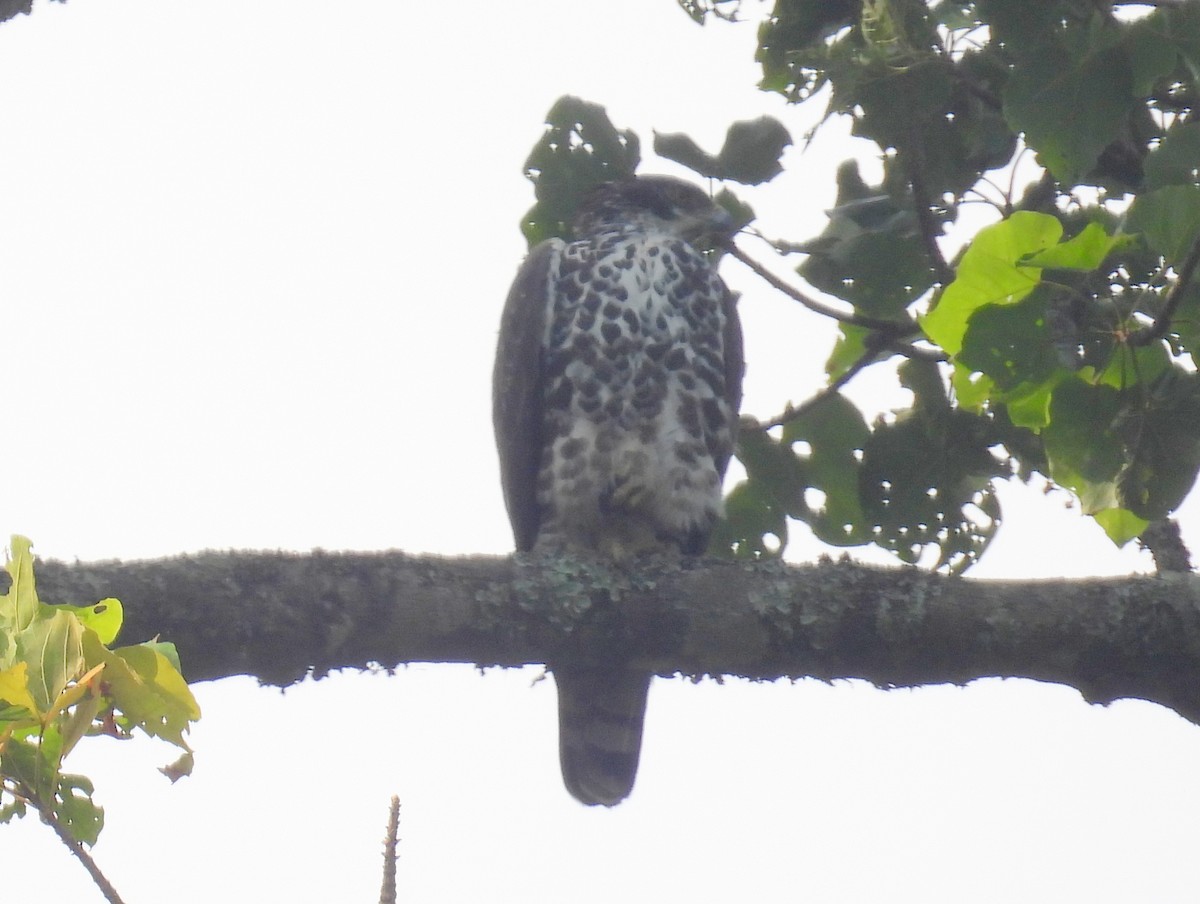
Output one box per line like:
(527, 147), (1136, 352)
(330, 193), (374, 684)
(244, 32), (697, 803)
(555, 668), (652, 807)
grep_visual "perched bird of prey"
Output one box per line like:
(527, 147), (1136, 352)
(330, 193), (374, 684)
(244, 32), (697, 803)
(493, 175), (744, 806)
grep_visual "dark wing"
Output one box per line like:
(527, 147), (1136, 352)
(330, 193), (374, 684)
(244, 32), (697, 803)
(493, 240), (556, 552)
(716, 286), (745, 479)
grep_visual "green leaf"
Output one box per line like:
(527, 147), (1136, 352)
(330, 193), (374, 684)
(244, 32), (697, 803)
(159, 750), (195, 784)
(860, 359), (1009, 572)
(1020, 222), (1125, 270)
(1169, 283), (1200, 370)
(0, 538), (200, 851)
(1004, 381), (1057, 431)
(0, 795), (27, 824)
(652, 130), (721, 178)
(2, 535), (40, 632)
(1123, 13), (1186, 96)
(951, 363), (993, 412)
(801, 228), (932, 316)
(520, 96), (640, 246)
(0, 735), (52, 800)
(1138, 3), (1200, 85)
(782, 394), (872, 546)
(1093, 341), (1170, 391)
(1114, 369), (1200, 521)
(56, 773), (103, 847)
(1093, 508), (1149, 546)
(1043, 377), (1125, 513)
(84, 633), (200, 749)
(1002, 27), (1134, 184)
(59, 598), (123, 646)
(16, 609), (84, 715)
(798, 162), (933, 316)
(1127, 185), (1200, 264)
(709, 478), (787, 560)
(826, 324), (872, 381)
(756, 0), (858, 99)
(715, 116), (792, 185)
(59, 684), (103, 757)
(735, 427), (809, 521)
(859, 409), (1004, 572)
(1144, 121), (1200, 191)
(958, 294), (1061, 395)
(852, 52), (1015, 195)
(714, 188), (755, 233)
(720, 394), (875, 557)
(655, 116), (792, 185)
(1040, 366), (1200, 542)
(142, 640), (186, 676)
(921, 211), (1062, 355)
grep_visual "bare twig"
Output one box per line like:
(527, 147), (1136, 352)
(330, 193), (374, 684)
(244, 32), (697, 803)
(879, 339), (947, 361)
(379, 795), (401, 904)
(905, 156), (955, 287)
(33, 799), (127, 904)
(754, 348), (877, 431)
(726, 241), (914, 334)
(1128, 234), (1200, 347)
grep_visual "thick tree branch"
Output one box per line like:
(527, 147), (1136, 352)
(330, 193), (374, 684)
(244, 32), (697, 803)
(19, 551), (1200, 726)
(1140, 518), (1193, 574)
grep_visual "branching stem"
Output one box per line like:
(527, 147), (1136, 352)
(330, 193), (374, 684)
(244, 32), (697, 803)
(725, 241), (912, 333)
(905, 155), (955, 287)
(754, 349), (877, 431)
(1128, 234), (1200, 347)
(33, 797), (127, 904)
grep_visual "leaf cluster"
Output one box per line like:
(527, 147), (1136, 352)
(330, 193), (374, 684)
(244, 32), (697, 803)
(0, 536), (199, 847)
(520, 0), (1200, 571)
(520, 96), (641, 246)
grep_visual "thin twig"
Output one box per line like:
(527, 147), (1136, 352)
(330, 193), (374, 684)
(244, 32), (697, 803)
(34, 799), (127, 904)
(906, 161), (955, 286)
(1128, 234), (1200, 347)
(754, 348), (877, 431)
(379, 795), (401, 904)
(725, 241), (913, 333)
(879, 338), (948, 362)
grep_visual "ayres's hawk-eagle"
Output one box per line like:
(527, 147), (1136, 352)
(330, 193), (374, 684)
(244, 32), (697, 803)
(493, 175), (744, 806)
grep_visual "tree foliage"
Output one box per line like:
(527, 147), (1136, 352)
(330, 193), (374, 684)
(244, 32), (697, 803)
(520, 0), (1200, 573)
(0, 537), (199, 856)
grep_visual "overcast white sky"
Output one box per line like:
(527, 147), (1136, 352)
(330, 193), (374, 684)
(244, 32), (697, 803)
(3, 2), (1199, 902)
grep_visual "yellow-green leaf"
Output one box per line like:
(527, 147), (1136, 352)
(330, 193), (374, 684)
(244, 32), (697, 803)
(83, 632), (200, 749)
(61, 598), (123, 646)
(1020, 222), (1125, 270)
(16, 610), (85, 714)
(2, 536), (41, 631)
(59, 684), (103, 757)
(921, 212), (1062, 355)
(1094, 508), (1150, 547)
(0, 662), (39, 719)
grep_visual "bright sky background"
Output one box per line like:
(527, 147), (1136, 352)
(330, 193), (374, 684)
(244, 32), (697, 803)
(3, 2), (1199, 901)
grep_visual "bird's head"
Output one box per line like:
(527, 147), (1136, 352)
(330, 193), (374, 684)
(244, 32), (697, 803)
(572, 175), (735, 248)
